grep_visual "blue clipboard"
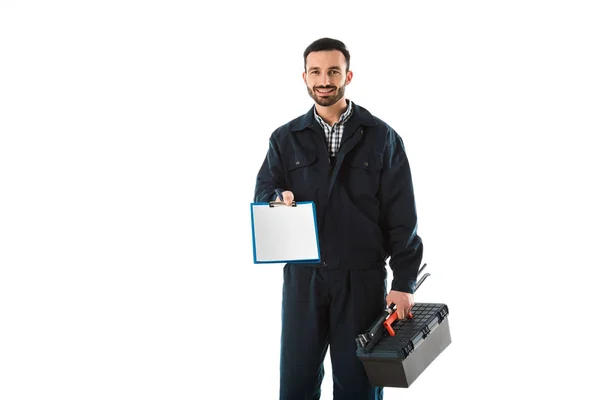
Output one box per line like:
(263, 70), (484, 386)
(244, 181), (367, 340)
(250, 201), (321, 264)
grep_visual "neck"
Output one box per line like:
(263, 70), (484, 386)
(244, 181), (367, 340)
(315, 98), (348, 126)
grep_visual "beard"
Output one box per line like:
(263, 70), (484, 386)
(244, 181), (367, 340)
(307, 84), (346, 107)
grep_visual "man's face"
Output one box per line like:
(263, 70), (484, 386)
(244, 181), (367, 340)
(303, 50), (352, 107)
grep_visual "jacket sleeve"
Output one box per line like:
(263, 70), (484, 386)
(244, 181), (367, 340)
(254, 134), (286, 203)
(379, 129), (424, 294)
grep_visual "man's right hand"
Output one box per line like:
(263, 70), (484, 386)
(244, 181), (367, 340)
(278, 190), (295, 206)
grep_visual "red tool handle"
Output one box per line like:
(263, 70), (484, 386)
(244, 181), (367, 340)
(362, 264), (428, 343)
(383, 311), (398, 336)
(383, 309), (415, 336)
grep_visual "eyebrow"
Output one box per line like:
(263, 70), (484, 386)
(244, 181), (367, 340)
(308, 66), (342, 72)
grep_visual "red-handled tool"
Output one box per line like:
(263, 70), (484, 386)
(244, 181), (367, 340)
(383, 307), (417, 337)
(383, 310), (399, 336)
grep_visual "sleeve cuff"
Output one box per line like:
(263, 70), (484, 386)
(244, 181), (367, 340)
(391, 278), (417, 294)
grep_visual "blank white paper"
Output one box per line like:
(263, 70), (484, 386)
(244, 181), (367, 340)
(251, 202), (320, 263)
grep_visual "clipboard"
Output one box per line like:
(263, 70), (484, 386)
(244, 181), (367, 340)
(250, 200), (321, 264)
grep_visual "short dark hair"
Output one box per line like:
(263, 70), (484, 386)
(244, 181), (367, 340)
(303, 37), (351, 72)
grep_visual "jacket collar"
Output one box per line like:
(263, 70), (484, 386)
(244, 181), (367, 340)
(290, 100), (377, 132)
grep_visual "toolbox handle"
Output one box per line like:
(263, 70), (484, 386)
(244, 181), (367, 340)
(415, 272), (430, 292)
(417, 263), (427, 276)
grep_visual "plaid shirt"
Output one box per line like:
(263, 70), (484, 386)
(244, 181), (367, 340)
(314, 100), (354, 158)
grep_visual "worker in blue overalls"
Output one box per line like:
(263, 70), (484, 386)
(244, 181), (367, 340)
(254, 37), (424, 400)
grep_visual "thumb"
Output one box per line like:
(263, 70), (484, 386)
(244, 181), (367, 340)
(284, 191), (294, 205)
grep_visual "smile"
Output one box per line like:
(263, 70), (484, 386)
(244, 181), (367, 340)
(316, 88), (335, 95)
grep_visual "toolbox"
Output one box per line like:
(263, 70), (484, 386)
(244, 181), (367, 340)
(355, 264), (452, 388)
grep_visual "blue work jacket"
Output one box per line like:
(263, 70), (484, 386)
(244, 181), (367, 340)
(254, 102), (423, 293)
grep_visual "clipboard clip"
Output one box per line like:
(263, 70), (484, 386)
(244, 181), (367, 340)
(269, 201), (297, 207)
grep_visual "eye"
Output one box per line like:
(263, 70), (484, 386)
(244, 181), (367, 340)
(329, 70), (340, 75)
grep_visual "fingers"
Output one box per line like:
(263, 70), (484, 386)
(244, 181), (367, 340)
(396, 307), (413, 320)
(386, 291), (414, 320)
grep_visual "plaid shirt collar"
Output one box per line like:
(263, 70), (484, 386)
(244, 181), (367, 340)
(313, 99), (354, 129)
(313, 99), (354, 158)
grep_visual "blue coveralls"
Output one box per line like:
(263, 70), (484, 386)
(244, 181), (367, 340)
(254, 102), (423, 400)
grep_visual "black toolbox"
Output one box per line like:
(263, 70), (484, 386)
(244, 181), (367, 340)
(355, 263), (451, 388)
(356, 302), (451, 388)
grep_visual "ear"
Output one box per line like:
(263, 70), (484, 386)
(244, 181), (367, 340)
(345, 70), (354, 85)
(302, 71), (307, 84)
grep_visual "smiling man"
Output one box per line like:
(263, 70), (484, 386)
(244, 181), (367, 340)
(254, 37), (424, 400)
(304, 50), (349, 108)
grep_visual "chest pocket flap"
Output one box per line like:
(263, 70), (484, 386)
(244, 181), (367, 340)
(288, 151), (317, 171)
(350, 152), (383, 171)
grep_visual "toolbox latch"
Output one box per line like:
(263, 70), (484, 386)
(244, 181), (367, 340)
(437, 306), (449, 322)
(422, 325), (431, 339)
(402, 342), (415, 358)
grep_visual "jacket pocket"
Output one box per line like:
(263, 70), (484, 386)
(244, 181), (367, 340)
(350, 153), (383, 172)
(288, 151), (317, 171)
(347, 152), (384, 197)
(286, 151), (318, 200)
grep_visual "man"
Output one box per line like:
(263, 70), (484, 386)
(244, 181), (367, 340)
(254, 38), (424, 400)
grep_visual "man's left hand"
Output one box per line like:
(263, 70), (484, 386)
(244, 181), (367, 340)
(386, 290), (414, 320)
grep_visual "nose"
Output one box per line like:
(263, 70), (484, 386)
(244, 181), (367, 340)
(318, 74), (332, 87)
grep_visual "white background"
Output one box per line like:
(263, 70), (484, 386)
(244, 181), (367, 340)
(1, 1), (599, 399)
